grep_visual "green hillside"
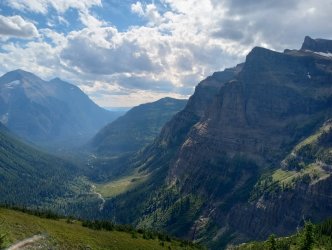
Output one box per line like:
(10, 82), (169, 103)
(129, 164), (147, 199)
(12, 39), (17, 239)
(0, 123), (84, 209)
(0, 208), (201, 250)
(233, 219), (332, 250)
(90, 97), (187, 156)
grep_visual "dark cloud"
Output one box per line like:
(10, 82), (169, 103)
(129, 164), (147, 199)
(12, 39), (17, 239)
(176, 53), (194, 72)
(209, 0), (332, 52)
(60, 32), (159, 75)
(212, 28), (244, 41)
(116, 74), (175, 92)
(211, 0), (299, 13)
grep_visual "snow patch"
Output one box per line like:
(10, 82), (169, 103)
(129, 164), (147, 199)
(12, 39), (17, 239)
(5, 80), (21, 89)
(0, 113), (9, 125)
(304, 50), (332, 58)
(314, 51), (332, 58)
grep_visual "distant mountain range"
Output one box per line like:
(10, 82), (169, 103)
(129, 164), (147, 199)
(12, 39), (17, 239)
(0, 69), (119, 148)
(97, 36), (332, 249)
(89, 97), (187, 156)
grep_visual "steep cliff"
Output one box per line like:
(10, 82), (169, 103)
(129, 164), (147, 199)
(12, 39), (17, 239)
(102, 37), (332, 249)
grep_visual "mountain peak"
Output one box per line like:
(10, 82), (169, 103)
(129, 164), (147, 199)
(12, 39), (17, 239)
(50, 77), (62, 82)
(0, 69), (117, 148)
(301, 36), (332, 53)
(7, 69), (36, 78)
(247, 46), (277, 58)
(0, 69), (42, 84)
(243, 46), (284, 68)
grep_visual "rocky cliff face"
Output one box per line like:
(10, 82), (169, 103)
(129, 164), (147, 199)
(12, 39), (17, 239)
(301, 36), (332, 53)
(169, 46), (332, 185)
(106, 37), (332, 249)
(150, 64), (243, 152)
(229, 174), (332, 242)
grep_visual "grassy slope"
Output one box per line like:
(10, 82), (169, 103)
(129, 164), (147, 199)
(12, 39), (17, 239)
(273, 120), (332, 185)
(94, 171), (149, 199)
(251, 120), (332, 199)
(0, 208), (200, 250)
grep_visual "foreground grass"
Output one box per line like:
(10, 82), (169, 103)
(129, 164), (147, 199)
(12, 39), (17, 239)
(0, 208), (200, 249)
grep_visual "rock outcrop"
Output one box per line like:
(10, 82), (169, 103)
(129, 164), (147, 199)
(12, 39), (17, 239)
(301, 35), (332, 53)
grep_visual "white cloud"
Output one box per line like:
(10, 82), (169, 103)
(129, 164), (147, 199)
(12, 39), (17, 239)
(6, 0), (101, 14)
(81, 80), (188, 108)
(7, 0), (48, 14)
(1, 0), (332, 108)
(0, 15), (38, 38)
(131, 2), (144, 16)
(78, 10), (106, 28)
(60, 27), (158, 75)
(131, 2), (166, 26)
(58, 16), (69, 26)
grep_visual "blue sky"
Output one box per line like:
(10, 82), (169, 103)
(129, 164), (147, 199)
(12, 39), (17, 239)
(0, 0), (332, 107)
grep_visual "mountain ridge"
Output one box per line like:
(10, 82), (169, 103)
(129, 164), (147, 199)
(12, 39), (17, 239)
(98, 37), (332, 249)
(301, 35), (332, 53)
(0, 69), (118, 148)
(89, 97), (187, 157)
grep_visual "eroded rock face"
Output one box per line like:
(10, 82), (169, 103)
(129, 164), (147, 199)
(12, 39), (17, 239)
(228, 175), (332, 242)
(109, 38), (332, 249)
(301, 36), (332, 53)
(169, 46), (332, 187)
(157, 42), (332, 246)
(147, 64), (242, 153)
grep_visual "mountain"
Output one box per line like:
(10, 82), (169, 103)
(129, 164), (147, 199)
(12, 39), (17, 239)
(0, 69), (118, 148)
(0, 208), (201, 250)
(89, 97), (187, 156)
(96, 37), (332, 249)
(0, 121), (76, 207)
(301, 35), (332, 53)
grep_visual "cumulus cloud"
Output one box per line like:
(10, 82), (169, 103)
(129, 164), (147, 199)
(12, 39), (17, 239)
(0, 15), (38, 38)
(1, 0), (332, 107)
(81, 80), (188, 108)
(78, 10), (106, 28)
(131, 2), (165, 26)
(60, 27), (158, 75)
(6, 0), (101, 14)
(131, 2), (144, 16)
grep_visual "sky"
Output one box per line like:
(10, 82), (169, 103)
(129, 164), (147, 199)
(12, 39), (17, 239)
(0, 0), (332, 108)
